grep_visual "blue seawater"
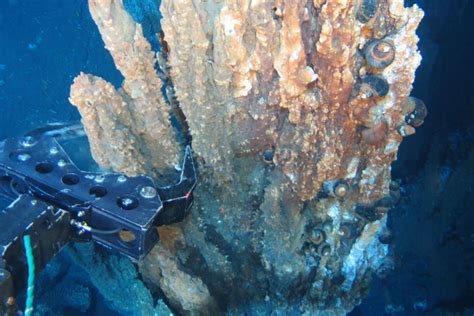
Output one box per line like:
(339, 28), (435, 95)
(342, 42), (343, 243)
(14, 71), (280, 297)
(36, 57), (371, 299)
(0, 0), (473, 315)
(0, 0), (122, 141)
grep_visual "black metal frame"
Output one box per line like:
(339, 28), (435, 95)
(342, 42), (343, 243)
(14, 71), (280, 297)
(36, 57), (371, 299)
(0, 130), (196, 313)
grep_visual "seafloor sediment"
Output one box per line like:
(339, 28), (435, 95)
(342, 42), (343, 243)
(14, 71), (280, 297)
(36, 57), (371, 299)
(68, 0), (426, 314)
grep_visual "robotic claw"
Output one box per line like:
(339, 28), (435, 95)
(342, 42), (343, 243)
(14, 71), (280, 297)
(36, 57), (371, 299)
(0, 123), (197, 315)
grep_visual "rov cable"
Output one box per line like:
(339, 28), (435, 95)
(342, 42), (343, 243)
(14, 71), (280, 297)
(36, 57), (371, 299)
(23, 235), (35, 316)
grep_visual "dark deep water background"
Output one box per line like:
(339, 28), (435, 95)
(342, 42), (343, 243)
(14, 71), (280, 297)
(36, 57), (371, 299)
(0, 0), (473, 315)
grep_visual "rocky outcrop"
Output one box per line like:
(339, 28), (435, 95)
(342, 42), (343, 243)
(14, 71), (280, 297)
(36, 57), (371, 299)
(70, 0), (425, 314)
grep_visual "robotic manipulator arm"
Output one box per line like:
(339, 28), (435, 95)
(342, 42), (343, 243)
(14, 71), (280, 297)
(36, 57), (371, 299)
(0, 123), (196, 314)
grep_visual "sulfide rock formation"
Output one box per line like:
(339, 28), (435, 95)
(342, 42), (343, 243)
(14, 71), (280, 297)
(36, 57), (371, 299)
(69, 0), (426, 314)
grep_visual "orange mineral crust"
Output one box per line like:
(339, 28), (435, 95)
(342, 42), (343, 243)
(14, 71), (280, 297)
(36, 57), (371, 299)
(71, 0), (425, 313)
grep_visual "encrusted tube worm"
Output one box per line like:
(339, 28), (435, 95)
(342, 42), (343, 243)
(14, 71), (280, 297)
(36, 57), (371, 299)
(70, 0), (181, 177)
(69, 73), (150, 175)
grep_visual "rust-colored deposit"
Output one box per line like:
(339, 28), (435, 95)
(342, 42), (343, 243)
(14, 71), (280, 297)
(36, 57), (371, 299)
(70, 0), (425, 314)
